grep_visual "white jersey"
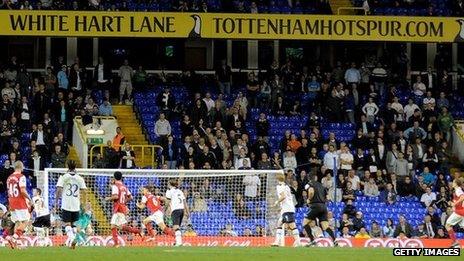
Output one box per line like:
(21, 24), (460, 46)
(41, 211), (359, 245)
(276, 183), (295, 214)
(56, 172), (87, 212)
(166, 187), (185, 211)
(32, 195), (49, 217)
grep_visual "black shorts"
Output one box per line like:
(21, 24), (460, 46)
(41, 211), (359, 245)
(62, 210), (80, 224)
(33, 214), (51, 228)
(281, 212), (295, 224)
(305, 203), (328, 222)
(171, 209), (184, 226)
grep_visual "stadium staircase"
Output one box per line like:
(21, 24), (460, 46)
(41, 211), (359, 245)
(329, 0), (356, 14)
(113, 105), (153, 167)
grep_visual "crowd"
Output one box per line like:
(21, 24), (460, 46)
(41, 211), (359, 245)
(0, 38), (463, 239)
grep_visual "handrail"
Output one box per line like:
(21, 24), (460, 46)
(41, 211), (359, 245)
(337, 7), (368, 15)
(89, 144), (163, 169)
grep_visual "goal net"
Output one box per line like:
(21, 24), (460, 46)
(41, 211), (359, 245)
(40, 168), (284, 247)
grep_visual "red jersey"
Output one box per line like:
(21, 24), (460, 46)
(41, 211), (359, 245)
(141, 193), (162, 214)
(453, 187), (464, 216)
(111, 181), (131, 214)
(7, 171), (28, 210)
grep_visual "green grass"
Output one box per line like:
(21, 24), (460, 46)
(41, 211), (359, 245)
(1, 247), (462, 261)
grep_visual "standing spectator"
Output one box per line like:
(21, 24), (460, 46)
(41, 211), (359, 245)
(393, 152), (409, 181)
(163, 135), (179, 169)
(112, 127), (125, 151)
(93, 57), (112, 94)
(364, 178), (379, 197)
(118, 59), (134, 104)
(362, 97), (379, 123)
(57, 65), (68, 91)
(133, 65), (147, 91)
(323, 144), (339, 172)
(119, 142), (136, 169)
(216, 60), (232, 95)
(437, 107), (454, 142)
(44, 67), (56, 95)
(413, 75), (426, 96)
(283, 150), (297, 173)
(69, 63), (84, 95)
(404, 99), (420, 122)
(246, 72), (259, 108)
(256, 113), (269, 139)
(382, 183), (397, 205)
(339, 146), (354, 173)
(344, 62), (361, 86)
(242, 173), (260, 199)
(154, 112), (171, 146)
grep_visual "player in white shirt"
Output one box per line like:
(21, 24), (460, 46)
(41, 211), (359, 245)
(165, 179), (189, 246)
(54, 160), (87, 249)
(32, 188), (51, 246)
(271, 173), (300, 247)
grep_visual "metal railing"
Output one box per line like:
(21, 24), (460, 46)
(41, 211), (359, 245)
(337, 7), (368, 15)
(89, 144), (163, 169)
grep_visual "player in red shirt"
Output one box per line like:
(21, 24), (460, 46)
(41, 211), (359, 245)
(5, 161), (32, 249)
(104, 171), (141, 247)
(445, 177), (464, 248)
(136, 186), (174, 241)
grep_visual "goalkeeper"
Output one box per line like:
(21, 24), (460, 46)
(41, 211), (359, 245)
(72, 202), (93, 246)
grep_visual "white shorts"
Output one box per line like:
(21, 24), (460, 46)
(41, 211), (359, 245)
(110, 213), (128, 227)
(446, 212), (464, 226)
(147, 211), (164, 225)
(11, 209), (31, 223)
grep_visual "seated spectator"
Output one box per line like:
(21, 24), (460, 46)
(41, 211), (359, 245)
(98, 99), (113, 116)
(435, 227), (449, 239)
(354, 227), (371, 239)
(398, 176), (416, 197)
(343, 199), (357, 218)
(283, 150), (297, 172)
(341, 226), (352, 238)
(220, 224), (238, 237)
(191, 192), (207, 212)
(383, 218), (395, 238)
(184, 224), (197, 237)
(423, 214), (437, 238)
(352, 211), (366, 232)
(342, 181), (356, 202)
(369, 222), (382, 238)
(242, 172), (260, 199)
(233, 193), (251, 219)
(308, 220), (324, 239)
(381, 183), (397, 205)
(347, 170), (361, 191)
(394, 215), (413, 238)
(413, 223), (428, 239)
(413, 75), (426, 96)
(339, 213), (354, 233)
(92, 152), (106, 168)
(420, 186), (436, 208)
(420, 167), (436, 186)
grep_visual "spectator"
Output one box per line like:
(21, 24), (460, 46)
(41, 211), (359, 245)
(413, 75), (426, 96)
(323, 144), (339, 171)
(118, 59), (134, 104)
(352, 211), (366, 232)
(216, 60), (232, 95)
(221, 224), (238, 237)
(437, 107), (454, 142)
(93, 57), (112, 94)
(98, 99), (113, 116)
(242, 173), (260, 199)
(341, 226), (352, 238)
(370, 222), (382, 238)
(394, 215), (413, 238)
(420, 186), (436, 208)
(423, 214), (437, 238)
(51, 144), (66, 168)
(119, 142), (136, 169)
(163, 135), (179, 169)
(354, 227), (371, 239)
(154, 113), (171, 146)
(133, 65), (147, 91)
(398, 176), (415, 197)
(112, 127), (125, 151)
(364, 177), (379, 197)
(414, 223), (428, 239)
(339, 146), (354, 173)
(383, 218), (395, 238)
(156, 88), (176, 117)
(435, 227), (448, 239)
(283, 150), (297, 173)
(420, 167), (436, 186)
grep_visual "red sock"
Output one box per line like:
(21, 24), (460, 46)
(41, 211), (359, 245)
(14, 229), (23, 237)
(122, 225), (141, 235)
(163, 227), (174, 236)
(146, 223), (155, 237)
(448, 228), (456, 241)
(112, 227), (119, 245)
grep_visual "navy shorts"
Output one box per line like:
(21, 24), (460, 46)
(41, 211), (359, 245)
(282, 212), (295, 224)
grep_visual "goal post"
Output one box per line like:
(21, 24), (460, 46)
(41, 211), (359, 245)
(41, 168), (284, 246)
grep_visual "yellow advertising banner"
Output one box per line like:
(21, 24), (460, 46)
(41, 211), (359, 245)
(0, 10), (463, 42)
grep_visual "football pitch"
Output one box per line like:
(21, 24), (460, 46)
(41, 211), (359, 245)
(0, 247), (462, 261)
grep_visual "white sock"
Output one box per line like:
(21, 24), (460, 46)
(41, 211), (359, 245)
(292, 229), (300, 245)
(65, 226), (75, 245)
(275, 228), (284, 246)
(34, 227), (45, 239)
(175, 230), (182, 245)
